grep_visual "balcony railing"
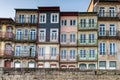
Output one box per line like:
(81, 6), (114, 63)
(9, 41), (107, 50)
(78, 39), (98, 46)
(60, 55), (77, 62)
(5, 32), (14, 40)
(98, 31), (120, 38)
(78, 53), (97, 61)
(37, 54), (59, 61)
(60, 39), (77, 45)
(78, 23), (98, 30)
(4, 50), (13, 57)
(14, 50), (36, 58)
(14, 34), (37, 42)
(15, 17), (38, 24)
(98, 12), (120, 17)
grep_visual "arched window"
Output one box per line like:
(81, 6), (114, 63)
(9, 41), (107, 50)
(4, 43), (12, 56)
(14, 61), (21, 68)
(88, 64), (95, 69)
(79, 64), (86, 70)
(28, 61), (35, 68)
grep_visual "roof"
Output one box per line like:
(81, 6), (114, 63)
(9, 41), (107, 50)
(60, 12), (78, 16)
(78, 12), (98, 16)
(38, 6), (60, 11)
(15, 9), (37, 11)
(0, 18), (14, 24)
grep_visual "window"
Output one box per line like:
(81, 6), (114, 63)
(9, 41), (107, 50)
(80, 34), (86, 43)
(80, 19), (86, 27)
(50, 29), (58, 41)
(110, 43), (115, 55)
(99, 24), (105, 36)
(61, 34), (66, 43)
(51, 13), (59, 23)
(79, 64), (86, 70)
(80, 50), (86, 58)
(60, 50), (66, 59)
(16, 29), (22, 40)
(24, 29), (28, 39)
(30, 29), (36, 40)
(39, 29), (46, 41)
(89, 49), (95, 58)
(70, 20), (76, 26)
(14, 61), (21, 68)
(99, 61), (106, 69)
(30, 15), (36, 23)
(99, 7), (105, 17)
(18, 15), (24, 23)
(70, 50), (76, 59)
(70, 34), (76, 43)
(15, 46), (21, 56)
(28, 62), (35, 68)
(38, 48), (44, 56)
(100, 43), (106, 55)
(109, 7), (115, 17)
(23, 45), (28, 53)
(89, 34), (95, 43)
(109, 24), (116, 36)
(109, 61), (116, 69)
(61, 19), (67, 26)
(89, 19), (95, 27)
(39, 13), (46, 23)
(89, 64), (95, 69)
(51, 47), (56, 56)
(30, 46), (35, 57)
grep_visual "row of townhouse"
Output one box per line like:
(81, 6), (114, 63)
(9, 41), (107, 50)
(0, 0), (120, 70)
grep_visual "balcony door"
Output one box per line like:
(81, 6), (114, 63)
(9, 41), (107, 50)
(5, 43), (12, 56)
(99, 24), (105, 36)
(30, 46), (35, 57)
(16, 29), (22, 40)
(6, 26), (13, 38)
(30, 15), (36, 23)
(99, 7), (105, 17)
(18, 15), (24, 23)
(109, 24), (115, 36)
(30, 29), (36, 40)
(15, 46), (21, 56)
(109, 7), (115, 17)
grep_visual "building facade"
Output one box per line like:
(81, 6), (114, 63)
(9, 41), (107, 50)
(37, 7), (60, 68)
(0, 0), (119, 70)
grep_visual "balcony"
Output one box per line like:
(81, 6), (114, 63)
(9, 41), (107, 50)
(14, 50), (36, 59)
(98, 12), (120, 21)
(98, 31), (119, 39)
(4, 32), (14, 40)
(78, 23), (98, 31)
(60, 55), (77, 63)
(78, 39), (98, 47)
(60, 39), (77, 47)
(78, 53), (97, 62)
(14, 34), (37, 42)
(37, 54), (59, 61)
(15, 17), (38, 25)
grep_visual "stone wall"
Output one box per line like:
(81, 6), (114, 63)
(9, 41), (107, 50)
(0, 68), (120, 80)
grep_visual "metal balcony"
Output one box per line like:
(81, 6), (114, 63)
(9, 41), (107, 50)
(37, 54), (59, 61)
(78, 23), (98, 31)
(78, 39), (98, 47)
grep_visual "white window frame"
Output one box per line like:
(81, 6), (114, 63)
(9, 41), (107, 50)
(70, 19), (76, 26)
(51, 13), (59, 23)
(69, 49), (76, 60)
(39, 29), (46, 42)
(39, 13), (46, 23)
(70, 33), (76, 44)
(50, 29), (58, 42)
(61, 19), (67, 26)
(60, 33), (67, 44)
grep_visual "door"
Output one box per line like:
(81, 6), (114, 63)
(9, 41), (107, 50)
(6, 26), (13, 38)
(30, 29), (36, 40)
(5, 43), (12, 56)
(16, 29), (22, 40)
(4, 60), (11, 68)
(15, 46), (21, 56)
(30, 46), (35, 57)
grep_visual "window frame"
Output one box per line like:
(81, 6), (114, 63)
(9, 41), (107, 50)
(51, 13), (59, 23)
(39, 13), (46, 23)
